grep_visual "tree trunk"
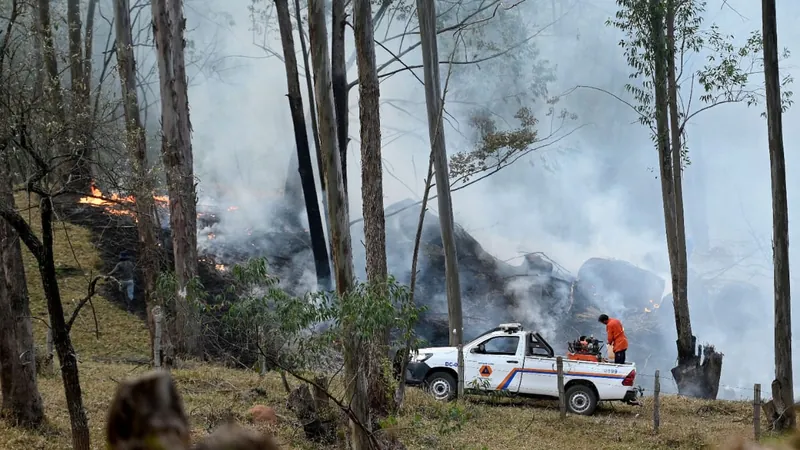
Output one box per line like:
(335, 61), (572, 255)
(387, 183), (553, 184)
(354, 0), (390, 418)
(41, 199), (91, 450)
(151, 0), (200, 357)
(0, 199), (91, 449)
(664, 0), (694, 367)
(113, 0), (160, 359)
(308, 1), (370, 448)
(394, 155), (434, 411)
(660, 0), (723, 399)
(0, 152), (44, 428)
(761, 0), (795, 431)
(332, 0), (349, 195)
(415, 0), (465, 398)
(274, 0), (332, 292)
(81, 0), (98, 184)
(65, 0), (92, 192)
(36, 0), (68, 178)
(293, 0), (325, 194)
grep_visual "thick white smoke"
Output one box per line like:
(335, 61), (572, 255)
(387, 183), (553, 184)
(97, 0), (800, 399)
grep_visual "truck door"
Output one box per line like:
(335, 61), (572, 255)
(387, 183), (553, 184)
(518, 333), (557, 395)
(464, 334), (524, 392)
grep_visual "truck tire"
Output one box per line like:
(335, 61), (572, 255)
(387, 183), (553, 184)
(565, 384), (598, 415)
(425, 371), (457, 402)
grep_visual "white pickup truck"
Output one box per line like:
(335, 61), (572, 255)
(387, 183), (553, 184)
(401, 323), (639, 415)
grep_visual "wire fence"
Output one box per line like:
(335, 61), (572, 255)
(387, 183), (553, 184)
(544, 358), (775, 441)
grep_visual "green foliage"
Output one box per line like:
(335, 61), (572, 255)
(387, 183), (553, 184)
(154, 271), (207, 312)
(466, 377), (511, 403)
(608, 0), (793, 143)
(434, 403), (474, 435)
(221, 258), (428, 372)
(449, 103), (577, 184)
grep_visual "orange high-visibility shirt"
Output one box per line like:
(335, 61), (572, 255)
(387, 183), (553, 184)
(606, 318), (628, 352)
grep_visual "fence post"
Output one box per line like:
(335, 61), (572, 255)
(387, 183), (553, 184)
(654, 370), (660, 432)
(556, 356), (566, 419)
(153, 306), (163, 369)
(754, 383), (761, 441)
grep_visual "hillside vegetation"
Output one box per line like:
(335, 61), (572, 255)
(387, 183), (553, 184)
(0, 195), (779, 449)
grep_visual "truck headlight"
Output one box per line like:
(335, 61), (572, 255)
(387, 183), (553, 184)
(413, 353), (433, 363)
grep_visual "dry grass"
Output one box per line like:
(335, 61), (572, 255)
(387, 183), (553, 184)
(15, 193), (150, 360)
(0, 193), (791, 449)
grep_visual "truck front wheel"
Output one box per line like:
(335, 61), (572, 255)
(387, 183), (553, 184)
(565, 384), (598, 415)
(425, 371), (456, 402)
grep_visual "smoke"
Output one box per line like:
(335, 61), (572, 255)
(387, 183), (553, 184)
(102, 0), (800, 399)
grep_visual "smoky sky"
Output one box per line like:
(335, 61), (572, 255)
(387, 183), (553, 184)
(97, 0), (800, 398)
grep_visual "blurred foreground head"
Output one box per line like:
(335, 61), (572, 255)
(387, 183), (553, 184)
(106, 370), (280, 450)
(106, 370), (190, 450)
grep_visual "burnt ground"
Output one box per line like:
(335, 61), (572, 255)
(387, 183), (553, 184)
(55, 200), (232, 319)
(54, 196), (675, 368)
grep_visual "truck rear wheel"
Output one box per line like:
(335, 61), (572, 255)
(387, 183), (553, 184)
(565, 384), (598, 415)
(425, 371), (456, 402)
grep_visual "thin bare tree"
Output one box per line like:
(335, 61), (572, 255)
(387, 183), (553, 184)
(415, 0), (465, 398)
(332, 0), (349, 194)
(353, 0), (390, 417)
(275, 0), (332, 291)
(308, 0), (370, 447)
(151, 0), (200, 357)
(0, 154), (44, 428)
(761, 0), (795, 431)
(113, 0), (163, 361)
(64, 0), (98, 192)
(0, 0), (45, 429)
(663, 0), (693, 370)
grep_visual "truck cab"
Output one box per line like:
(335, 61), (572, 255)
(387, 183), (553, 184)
(403, 323), (638, 415)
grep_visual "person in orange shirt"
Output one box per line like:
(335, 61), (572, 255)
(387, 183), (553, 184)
(598, 314), (629, 364)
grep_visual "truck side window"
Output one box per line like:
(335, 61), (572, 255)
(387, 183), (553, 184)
(528, 336), (551, 357)
(478, 336), (519, 356)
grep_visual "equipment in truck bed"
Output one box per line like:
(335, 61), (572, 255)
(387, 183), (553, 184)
(566, 335), (604, 362)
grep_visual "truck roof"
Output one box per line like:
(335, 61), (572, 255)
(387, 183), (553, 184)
(475, 323), (524, 338)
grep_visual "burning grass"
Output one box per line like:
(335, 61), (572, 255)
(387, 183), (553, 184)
(0, 192), (788, 449)
(13, 192), (150, 359)
(77, 181), (170, 221)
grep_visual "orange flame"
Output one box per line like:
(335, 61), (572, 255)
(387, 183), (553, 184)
(79, 181), (271, 221)
(78, 181), (170, 221)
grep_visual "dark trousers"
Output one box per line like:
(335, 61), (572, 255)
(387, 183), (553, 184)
(614, 349), (627, 364)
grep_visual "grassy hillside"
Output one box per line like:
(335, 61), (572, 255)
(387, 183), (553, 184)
(0, 194), (784, 449)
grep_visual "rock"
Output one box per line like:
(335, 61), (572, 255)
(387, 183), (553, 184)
(247, 405), (277, 427)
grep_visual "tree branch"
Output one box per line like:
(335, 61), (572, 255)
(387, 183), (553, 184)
(568, 85), (647, 120)
(66, 275), (108, 335)
(0, 201), (44, 259)
(268, 356), (382, 449)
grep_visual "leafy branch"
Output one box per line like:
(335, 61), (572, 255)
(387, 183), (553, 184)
(605, 0), (793, 153)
